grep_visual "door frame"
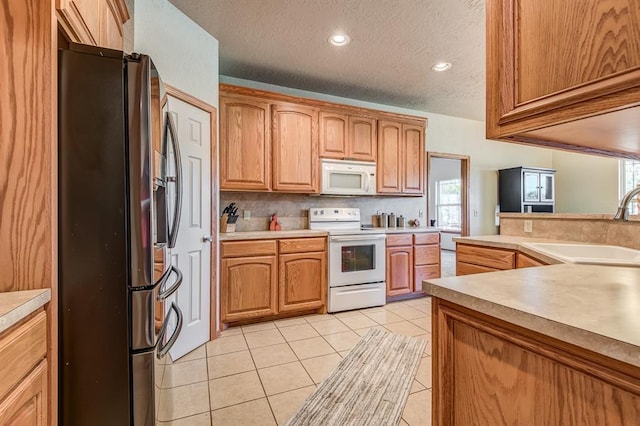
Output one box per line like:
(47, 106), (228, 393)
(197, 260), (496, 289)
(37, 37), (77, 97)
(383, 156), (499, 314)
(165, 84), (219, 340)
(426, 152), (470, 237)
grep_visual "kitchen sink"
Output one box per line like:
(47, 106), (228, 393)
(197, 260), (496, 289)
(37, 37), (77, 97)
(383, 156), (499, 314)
(522, 243), (640, 266)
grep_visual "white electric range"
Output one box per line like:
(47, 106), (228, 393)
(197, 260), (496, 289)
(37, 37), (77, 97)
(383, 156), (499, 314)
(309, 208), (386, 312)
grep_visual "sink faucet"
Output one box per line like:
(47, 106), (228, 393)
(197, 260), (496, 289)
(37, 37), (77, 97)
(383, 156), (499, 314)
(614, 186), (640, 221)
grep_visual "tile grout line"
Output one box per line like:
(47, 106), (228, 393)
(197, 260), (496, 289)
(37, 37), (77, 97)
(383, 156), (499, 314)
(251, 323), (283, 425)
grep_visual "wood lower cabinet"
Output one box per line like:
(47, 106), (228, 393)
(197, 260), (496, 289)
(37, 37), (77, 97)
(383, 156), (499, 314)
(221, 237), (327, 323)
(433, 299), (640, 425)
(387, 233), (440, 297)
(0, 310), (48, 424)
(377, 120), (425, 195)
(272, 104), (319, 193)
(456, 243), (515, 275)
(279, 252), (326, 312)
(221, 256), (278, 322)
(220, 96), (271, 190)
(456, 242), (550, 275)
(487, 0), (640, 159)
(57, 0), (129, 50)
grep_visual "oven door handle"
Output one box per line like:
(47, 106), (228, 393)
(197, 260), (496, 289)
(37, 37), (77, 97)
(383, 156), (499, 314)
(330, 235), (387, 242)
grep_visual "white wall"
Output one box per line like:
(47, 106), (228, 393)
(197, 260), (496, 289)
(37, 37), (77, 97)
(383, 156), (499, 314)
(134, 0), (219, 107)
(552, 150), (620, 213)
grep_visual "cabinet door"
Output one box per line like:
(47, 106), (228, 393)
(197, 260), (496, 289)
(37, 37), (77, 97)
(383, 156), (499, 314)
(279, 252), (326, 313)
(386, 246), (413, 296)
(377, 120), (402, 193)
(272, 104), (319, 192)
(539, 173), (555, 203)
(414, 265), (440, 292)
(319, 112), (348, 159)
(487, 0), (640, 157)
(57, 0), (100, 44)
(348, 116), (377, 161)
(220, 97), (271, 190)
(402, 123), (424, 193)
(0, 360), (48, 425)
(221, 256), (277, 322)
(99, 0), (123, 50)
(522, 171), (540, 202)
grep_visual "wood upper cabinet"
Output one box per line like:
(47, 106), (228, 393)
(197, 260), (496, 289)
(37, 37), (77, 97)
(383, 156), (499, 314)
(221, 255), (278, 322)
(220, 96), (271, 190)
(377, 120), (403, 193)
(279, 252), (326, 313)
(402, 123), (424, 194)
(57, 0), (129, 49)
(272, 104), (319, 193)
(319, 112), (376, 162)
(377, 120), (424, 194)
(386, 246), (413, 296)
(487, 0), (640, 158)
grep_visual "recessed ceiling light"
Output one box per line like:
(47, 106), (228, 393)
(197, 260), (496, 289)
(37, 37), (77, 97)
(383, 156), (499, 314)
(432, 62), (452, 72)
(329, 34), (351, 46)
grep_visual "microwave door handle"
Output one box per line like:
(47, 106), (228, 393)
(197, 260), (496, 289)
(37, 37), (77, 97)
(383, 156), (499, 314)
(165, 112), (182, 248)
(364, 172), (371, 193)
(330, 235), (386, 242)
(157, 302), (183, 359)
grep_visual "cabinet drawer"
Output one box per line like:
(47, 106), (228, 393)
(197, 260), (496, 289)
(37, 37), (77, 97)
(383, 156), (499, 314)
(0, 310), (47, 402)
(415, 265), (440, 291)
(279, 237), (326, 254)
(222, 240), (277, 258)
(457, 244), (515, 270)
(414, 233), (440, 245)
(516, 252), (547, 268)
(414, 245), (440, 266)
(386, 234), (413, 247)
(456, 261), (500, 276)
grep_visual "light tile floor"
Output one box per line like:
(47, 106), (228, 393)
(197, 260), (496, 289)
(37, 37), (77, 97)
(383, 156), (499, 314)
(158, 297), (433, 426)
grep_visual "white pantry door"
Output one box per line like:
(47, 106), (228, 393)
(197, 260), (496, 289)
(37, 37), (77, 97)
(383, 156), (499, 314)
(166, 95), (211, 360)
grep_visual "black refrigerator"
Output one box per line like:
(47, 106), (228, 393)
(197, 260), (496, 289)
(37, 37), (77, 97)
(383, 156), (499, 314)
(58, 43), (184, 425)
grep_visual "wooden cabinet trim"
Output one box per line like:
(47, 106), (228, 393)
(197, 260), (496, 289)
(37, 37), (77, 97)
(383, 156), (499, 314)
(221, 84), (428, 125)
(0, 311), (47, 403)
(221, 240), (277, 258)
(279, 237), (326, 254)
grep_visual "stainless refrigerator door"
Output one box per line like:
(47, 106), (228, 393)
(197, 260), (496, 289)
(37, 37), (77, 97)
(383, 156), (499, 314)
(127, 55), (154, 288)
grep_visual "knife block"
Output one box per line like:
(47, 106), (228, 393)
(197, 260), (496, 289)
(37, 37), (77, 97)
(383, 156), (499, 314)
(220, 214), (236, 233)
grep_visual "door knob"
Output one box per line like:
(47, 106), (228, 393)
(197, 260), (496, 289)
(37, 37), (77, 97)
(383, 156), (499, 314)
(202, 235), (213, 243)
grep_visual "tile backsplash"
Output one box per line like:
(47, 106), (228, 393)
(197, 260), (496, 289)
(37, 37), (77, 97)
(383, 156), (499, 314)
(220, 192), (427, 232)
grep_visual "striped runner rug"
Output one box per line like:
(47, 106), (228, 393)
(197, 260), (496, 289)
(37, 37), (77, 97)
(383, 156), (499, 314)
(286, 328), (426, 426)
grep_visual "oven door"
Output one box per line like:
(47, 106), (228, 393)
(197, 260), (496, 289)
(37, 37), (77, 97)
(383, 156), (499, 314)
(329, 234), (386, 287)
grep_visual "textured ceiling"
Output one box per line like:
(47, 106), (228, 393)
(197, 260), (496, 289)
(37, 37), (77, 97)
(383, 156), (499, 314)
(169, 0), (486, 121)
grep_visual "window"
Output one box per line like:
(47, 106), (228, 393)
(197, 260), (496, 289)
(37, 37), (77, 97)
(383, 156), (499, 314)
(620, 159), (640, 215)
(436, 178), (461, 230)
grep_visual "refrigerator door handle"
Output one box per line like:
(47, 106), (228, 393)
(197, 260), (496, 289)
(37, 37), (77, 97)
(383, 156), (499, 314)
(157, 265), (183, 301)
(165, 112), (183, 249)
(157, 302), (183, 359)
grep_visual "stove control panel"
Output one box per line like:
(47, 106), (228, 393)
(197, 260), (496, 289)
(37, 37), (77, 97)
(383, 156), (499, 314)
(309, 208), (361, 222)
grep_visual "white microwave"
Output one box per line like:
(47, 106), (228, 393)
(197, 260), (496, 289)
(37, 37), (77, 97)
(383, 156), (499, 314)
(320, 159), (376, 195)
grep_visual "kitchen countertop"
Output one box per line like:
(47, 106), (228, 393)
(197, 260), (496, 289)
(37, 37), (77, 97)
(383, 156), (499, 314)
(425, 264), (640, 368)
(220, 229), (328, 241)
(0, 289), (51, 334)
(220, 227), (441, 241)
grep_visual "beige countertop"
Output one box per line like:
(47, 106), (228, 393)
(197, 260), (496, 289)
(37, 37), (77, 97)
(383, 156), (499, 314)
(425, 264), (640, 368)
(0, 289), (51, 334)
(220, 227), (441, 241)
(220, 229), (328, 241)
